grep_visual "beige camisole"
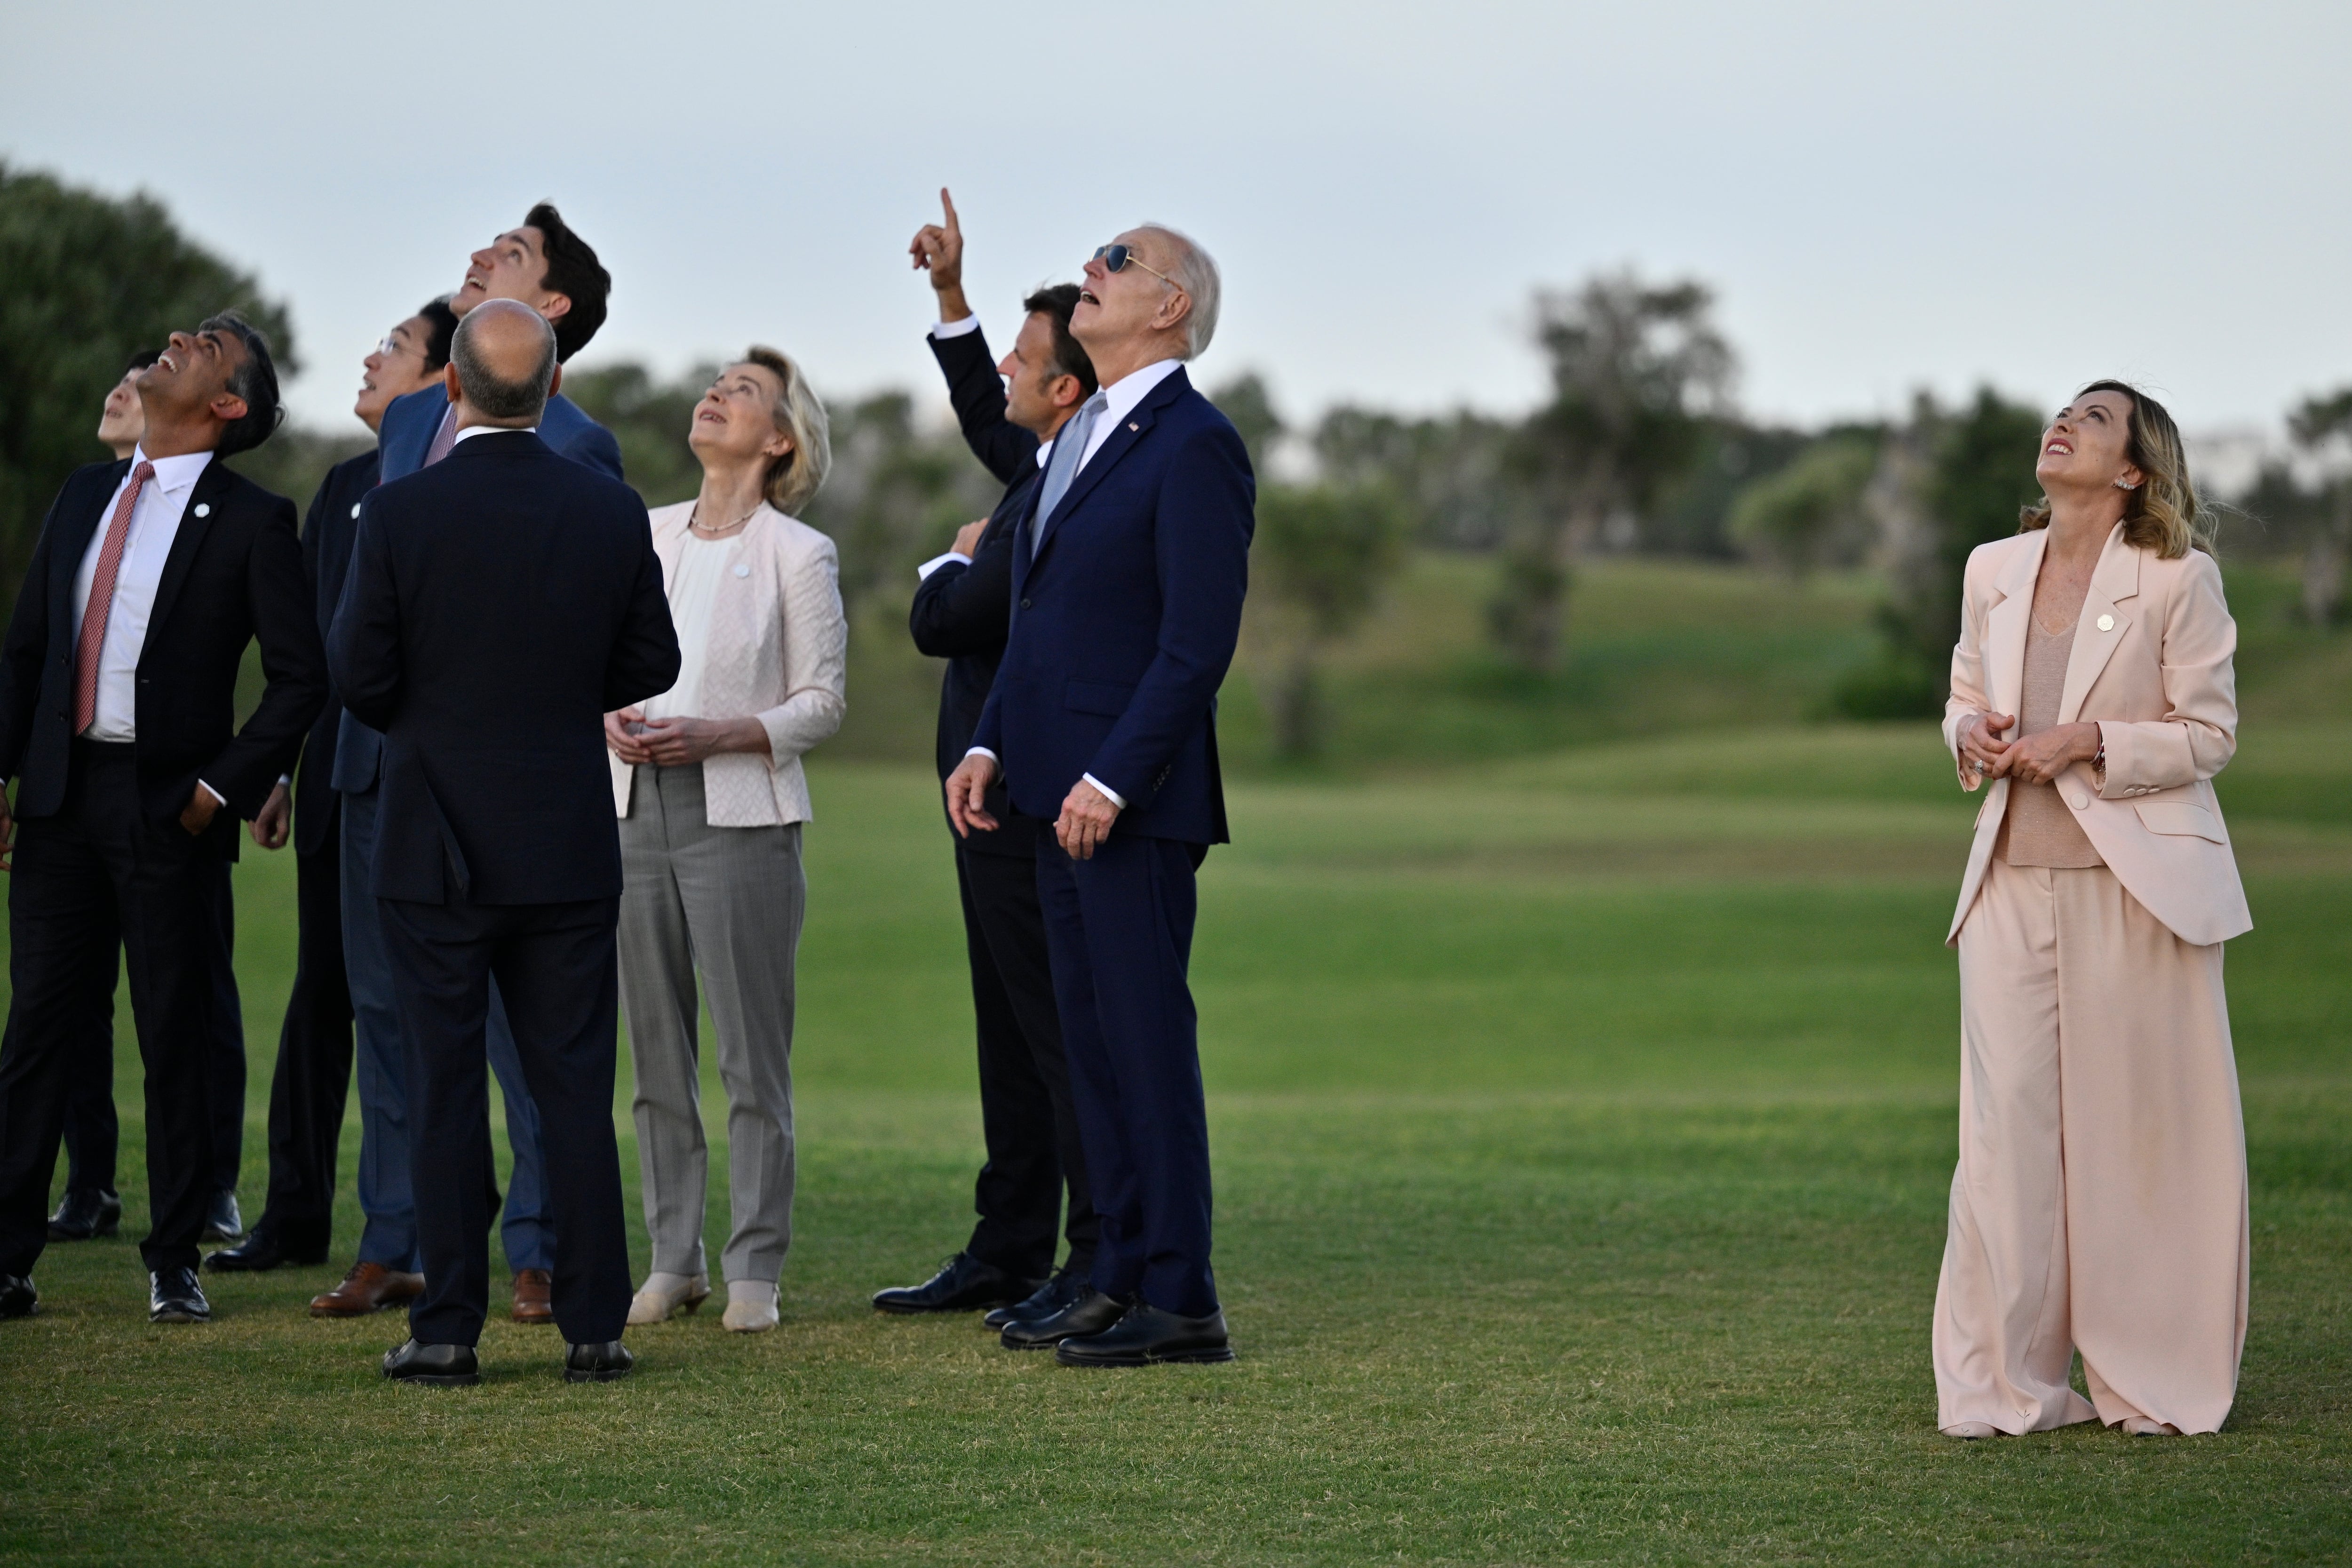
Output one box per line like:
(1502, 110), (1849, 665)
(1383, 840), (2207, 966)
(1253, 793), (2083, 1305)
(1997, 617), (2104, 868)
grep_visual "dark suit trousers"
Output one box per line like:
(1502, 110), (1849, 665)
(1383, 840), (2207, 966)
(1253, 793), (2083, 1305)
(1033, 831), (1218, 1317)
(57, 866), (245, 1195)
(378, 891), (628, 1347)
(957, 836), (1097, 1279)
(0, 742), (227, 1275)
(252, 836), (353, 1249)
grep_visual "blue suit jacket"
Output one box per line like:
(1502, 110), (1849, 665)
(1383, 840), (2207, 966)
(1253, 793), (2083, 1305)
(971, 366), (1254, 846)
(335, 386), (627, 796)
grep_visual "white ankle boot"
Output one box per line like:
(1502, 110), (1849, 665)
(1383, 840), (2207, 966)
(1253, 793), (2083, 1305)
(722, 1279), (779, 1333)
(627, 1271), (711, 1326)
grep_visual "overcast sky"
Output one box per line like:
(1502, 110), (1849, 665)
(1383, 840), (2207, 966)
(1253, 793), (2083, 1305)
(6, 0), (2349, 438)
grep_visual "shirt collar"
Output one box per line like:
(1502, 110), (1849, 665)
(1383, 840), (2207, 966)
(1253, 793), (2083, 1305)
(454, 424), (539, 446)
(129, 445), (214, 497)
(1096, 358), (1184, 428)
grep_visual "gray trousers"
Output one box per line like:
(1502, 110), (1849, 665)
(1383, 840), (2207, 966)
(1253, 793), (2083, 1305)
(618, 764), (803, 1284)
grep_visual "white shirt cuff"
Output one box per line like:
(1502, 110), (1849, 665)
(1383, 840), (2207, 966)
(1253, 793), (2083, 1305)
(198, 780), (228, 808)
(965, 747), (998, 764)
(1081, 773), (1126, 809)
(916, 551), (973, 581)
(931, 315), (981, 340)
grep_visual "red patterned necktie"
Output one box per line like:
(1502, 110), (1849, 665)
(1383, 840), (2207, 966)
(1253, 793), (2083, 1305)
(424, 405), (459, 467)
(73, 460), (155, 735)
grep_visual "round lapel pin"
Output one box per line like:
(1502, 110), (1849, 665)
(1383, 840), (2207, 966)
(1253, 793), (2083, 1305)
(2096, 613), (2114, 632)
(351, 503), (363, 518)
(192, 503), (211, 518)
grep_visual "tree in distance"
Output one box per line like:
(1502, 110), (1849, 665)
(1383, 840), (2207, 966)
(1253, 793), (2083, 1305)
(2287, 388), (2352, 626)
(1500, 272), (1734, 672)
(0, 163), (297, 609)
(1251, 481), (1410, 760)
(1728, 434), (1878, 581)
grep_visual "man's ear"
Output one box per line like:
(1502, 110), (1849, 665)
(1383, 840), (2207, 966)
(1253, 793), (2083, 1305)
(1152, 288), (1193, 336)
(548, 362), (564, 399)
(540, 292), (572, 326)
(209, 392), (250, 427)
(444, 362), (462, 404)
(1048, 373), (1083, 410)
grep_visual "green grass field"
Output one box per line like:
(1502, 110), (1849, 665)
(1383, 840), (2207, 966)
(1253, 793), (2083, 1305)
(15, 557), (2352, 1563)
(3, 712), (2348, 1565)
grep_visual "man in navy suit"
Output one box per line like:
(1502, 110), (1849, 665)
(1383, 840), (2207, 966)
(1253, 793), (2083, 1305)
(336, 205), (619, 1324)
(948, 225), (1253, 1366)
(875, 191), (1103, 1324)
(332, 302), (678, 1385)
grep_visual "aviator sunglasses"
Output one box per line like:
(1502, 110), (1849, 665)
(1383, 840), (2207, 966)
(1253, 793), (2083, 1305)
(1092, 243), (1178, 287)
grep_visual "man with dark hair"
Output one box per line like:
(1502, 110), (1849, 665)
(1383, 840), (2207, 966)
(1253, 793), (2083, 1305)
(210, 302), (459, 1279)
(333, 300), (678, 1385)
(0, 315), (325, 1325)
(339, 207), (620, 1325)
(872, 191), (1103, 1325)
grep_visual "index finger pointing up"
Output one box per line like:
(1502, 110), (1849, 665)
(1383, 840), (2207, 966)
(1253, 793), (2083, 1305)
(940, 187), (961, 235)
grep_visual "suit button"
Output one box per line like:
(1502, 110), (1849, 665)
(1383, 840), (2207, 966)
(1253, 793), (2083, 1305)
(1019, 598), (1033, 610)
(2067, 791), (2088, 809)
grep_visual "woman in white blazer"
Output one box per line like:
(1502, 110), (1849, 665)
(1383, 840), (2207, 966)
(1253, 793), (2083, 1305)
(603, 349), (846, 1334)
(1937, 381), (2249, 1439)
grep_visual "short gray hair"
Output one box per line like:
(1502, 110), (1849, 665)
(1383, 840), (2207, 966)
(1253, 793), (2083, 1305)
(451, 304), (556, 421)
(1139, 223), (1221, 359)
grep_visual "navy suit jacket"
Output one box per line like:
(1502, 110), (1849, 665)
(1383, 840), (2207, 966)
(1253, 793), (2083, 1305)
(336, 386), (626, 797)
(910, 323), (1044, 858)
(0, 457), (325, 854)
(327, 431), (678, 905)
(292, 447), (377, 855)
(971, 366), (1253, 846)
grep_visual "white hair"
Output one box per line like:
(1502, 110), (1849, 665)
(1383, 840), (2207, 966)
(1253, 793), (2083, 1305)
(1138, 223), (1221, 360)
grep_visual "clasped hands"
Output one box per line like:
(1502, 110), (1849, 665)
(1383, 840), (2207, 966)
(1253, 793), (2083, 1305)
(945, 752), (1120, 860)
(605, 709), (771, 767)
(1959, 712), (2101, 787)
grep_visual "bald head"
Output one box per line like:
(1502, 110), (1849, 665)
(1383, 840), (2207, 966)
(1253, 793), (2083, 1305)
(450, 298), (559, 426)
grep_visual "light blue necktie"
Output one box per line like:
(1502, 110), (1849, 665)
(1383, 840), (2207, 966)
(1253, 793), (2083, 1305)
(1027, 391), (1105, 562)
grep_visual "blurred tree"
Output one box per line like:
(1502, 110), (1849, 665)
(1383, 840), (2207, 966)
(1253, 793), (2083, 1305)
(1250, 483), (1409, 758)
(562, 361), (710, 509)
(1209, 373), (1282, 477)
(1834, 388), (2044, 718)
(0, 163), (298, 610)
(1499, 272), (1735, 670)
(2287, 388), (2352, 625)
(1728, 434), (1879, 580)
(1313, 406), (1534, 551)
(804, 390), (998, 615)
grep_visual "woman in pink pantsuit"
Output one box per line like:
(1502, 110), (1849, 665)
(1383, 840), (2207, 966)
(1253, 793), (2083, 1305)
(1937, 381), (2251, 1440)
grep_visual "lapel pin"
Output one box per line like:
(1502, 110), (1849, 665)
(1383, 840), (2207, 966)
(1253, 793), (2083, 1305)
(2096, 613), (2114, 632)
(350, 503), (363, 518)
(733, 563), (751, 578)
(1128, 422), (1140, 431)
(192, 503), (210, 518)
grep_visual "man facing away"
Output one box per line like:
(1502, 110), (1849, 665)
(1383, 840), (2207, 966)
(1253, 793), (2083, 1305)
(874, 191), (1104, 1324)
(38, 349), (251, 1251)
(331, 301), (678, 1385)
(948, 225), (1254, 1366)
(333, 205), (620, 1324)
(208, 301), (459, 1278)
(0, 315), (326, 1324)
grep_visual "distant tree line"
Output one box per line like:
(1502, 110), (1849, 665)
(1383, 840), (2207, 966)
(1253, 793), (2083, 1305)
(9, 167), (2349, 759)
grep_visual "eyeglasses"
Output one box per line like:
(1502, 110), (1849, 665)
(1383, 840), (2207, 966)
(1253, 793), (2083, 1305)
(375, 334), (419, 358)
(1092, 244), (1178, 288)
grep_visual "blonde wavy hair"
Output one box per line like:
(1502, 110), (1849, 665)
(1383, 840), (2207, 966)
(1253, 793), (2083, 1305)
(2020, 379), (2212, 558)
(741, 345), (831, 515)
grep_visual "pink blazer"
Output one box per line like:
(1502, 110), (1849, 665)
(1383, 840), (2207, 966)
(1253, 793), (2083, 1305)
(1942, 523), (2251, 948)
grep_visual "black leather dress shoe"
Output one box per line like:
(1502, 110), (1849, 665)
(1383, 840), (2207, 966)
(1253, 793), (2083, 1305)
(1056, 1302), (1233, 1367)
(0, 1275), (36, 1320)
(46, 1187), (121, 1242)
(564, 1341), (635, 1383)
(872, 1252), (1043, 1315)
(205, 1225), (328, 1273)
(985, 1267), (1088, 1331)
(998, 1286), (1131, 1350)
(383, 1339), (480, 1386)
(149, 1266), (212, 1323)
(201, 1190), (244, 1245)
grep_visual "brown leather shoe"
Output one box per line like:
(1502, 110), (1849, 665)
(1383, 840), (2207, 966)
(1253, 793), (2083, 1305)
(511, 1268), (554, 1324)
(309, 1261), (425, 1318)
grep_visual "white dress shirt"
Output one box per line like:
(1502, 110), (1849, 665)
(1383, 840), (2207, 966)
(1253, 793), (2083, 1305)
(72, 446), (215, 744)
(961, 358), (1189, 812)
(453, 423), (538, 445)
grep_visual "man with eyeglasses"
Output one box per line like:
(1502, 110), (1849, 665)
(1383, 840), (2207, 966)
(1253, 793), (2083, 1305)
(209, 302), (457, 1286)
(946, 225), (1254, 1367)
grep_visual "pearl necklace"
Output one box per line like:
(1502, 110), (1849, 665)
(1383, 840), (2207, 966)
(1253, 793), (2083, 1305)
(689, 500), (759, 538)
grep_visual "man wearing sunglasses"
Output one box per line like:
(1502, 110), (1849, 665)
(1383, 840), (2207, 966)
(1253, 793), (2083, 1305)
(946, 225), (1254, 1368)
